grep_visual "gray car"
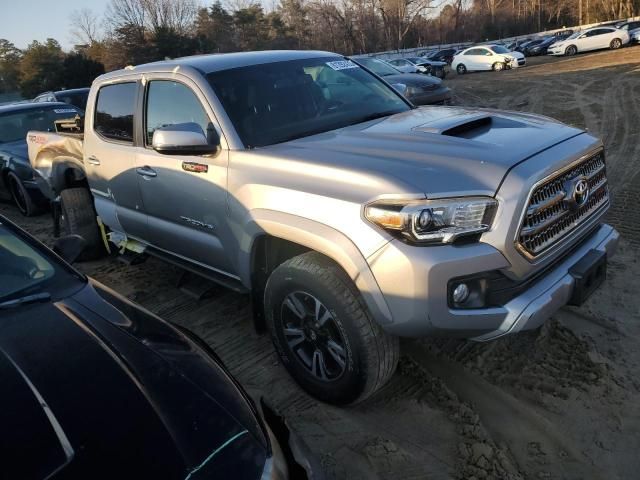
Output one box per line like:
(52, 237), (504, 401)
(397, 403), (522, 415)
(28, 50), (618, 405)
(354, 57), (451, 105)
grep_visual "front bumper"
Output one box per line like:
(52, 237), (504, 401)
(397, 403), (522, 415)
(367, 223), (619, 340)
(409, 87), (452, 106)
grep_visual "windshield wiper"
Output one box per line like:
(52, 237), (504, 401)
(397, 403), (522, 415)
(0, 292), (52, 309)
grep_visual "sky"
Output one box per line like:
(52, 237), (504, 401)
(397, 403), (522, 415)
(0, 0), (109, 50)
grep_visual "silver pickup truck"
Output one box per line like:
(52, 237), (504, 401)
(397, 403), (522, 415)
(28, 50), (619, 405)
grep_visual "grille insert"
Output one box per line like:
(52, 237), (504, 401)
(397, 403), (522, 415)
(517, 151), (608, 258)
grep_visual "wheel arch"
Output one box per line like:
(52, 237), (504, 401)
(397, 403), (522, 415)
(242, 210), (393, 332)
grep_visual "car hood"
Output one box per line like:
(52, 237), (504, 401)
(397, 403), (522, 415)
(505, 51), (525, 59)
(0, 282), (268, 479)
(418, 60), (447, 67)
(269, 106), (585, 197)
(382, 72), (442, 86)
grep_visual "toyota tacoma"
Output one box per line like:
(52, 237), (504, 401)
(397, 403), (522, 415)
(28, 50), (618, 405)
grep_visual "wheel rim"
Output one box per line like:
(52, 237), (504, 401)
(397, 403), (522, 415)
(8, 176), (27, 214)
(612, 39), (621, 48)
(280, 291), (347, 382)
(457, 65), (465, 74)
(495, 62), (503, 71)
(567, 46), (576, 55)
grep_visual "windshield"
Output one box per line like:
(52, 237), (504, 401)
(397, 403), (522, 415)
(207, 57), (410, 148)
(490, 45), (510, 54)
(407, 57), (422, 64)
(357, 58), (401, 77)
(0, 221), (83, 302)
(566, 31), (582, 40)
(0, 106), (80, 143)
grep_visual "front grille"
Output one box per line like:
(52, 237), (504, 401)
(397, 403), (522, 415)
(517, 150), (609, 258)
(518, 59), (525, 65)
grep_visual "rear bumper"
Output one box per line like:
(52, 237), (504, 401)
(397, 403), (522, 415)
(367, 223), (618, 340)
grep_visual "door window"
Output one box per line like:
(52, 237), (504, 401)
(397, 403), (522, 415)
(94, 82), (137, 143)
(464, 48), (484, 55)
(145, 81), (211, 145)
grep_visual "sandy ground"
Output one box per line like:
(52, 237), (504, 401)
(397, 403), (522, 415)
(2, 47), (640, 480)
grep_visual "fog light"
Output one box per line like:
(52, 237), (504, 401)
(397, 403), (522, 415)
(452, 283), (470, 304)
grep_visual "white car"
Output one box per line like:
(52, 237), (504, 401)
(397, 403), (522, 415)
(547, 26), (630, 56)
(387, 58), (428, 74)
(451, 45), (522, 74)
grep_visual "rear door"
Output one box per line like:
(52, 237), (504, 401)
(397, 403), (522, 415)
(134, 75), (233, 273)
(84, 79), (148, 239)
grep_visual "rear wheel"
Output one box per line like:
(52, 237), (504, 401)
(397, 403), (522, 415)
(610, 38), (622, 49)
(456, 64), (467, 75)
(565, 45), (577, 56)
(7, 171), (39, 217)
(60, 188), (105, 261)
(264, 252), (399, 405)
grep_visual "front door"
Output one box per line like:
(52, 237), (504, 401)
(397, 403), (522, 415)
(135, 77), (233, 274)
(85, 80), (148, 239)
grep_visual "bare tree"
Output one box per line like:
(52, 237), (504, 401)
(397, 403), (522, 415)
(69, 8), (101, 45)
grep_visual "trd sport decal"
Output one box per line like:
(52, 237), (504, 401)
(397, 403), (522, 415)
(182, 162), (208, 173)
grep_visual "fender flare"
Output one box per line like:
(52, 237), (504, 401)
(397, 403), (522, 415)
(240, 209), (394, 325)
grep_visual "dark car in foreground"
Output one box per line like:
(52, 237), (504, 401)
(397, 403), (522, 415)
(355, 57), (451, 105)
(0, 214), (318, 480)
(0, 102), (82, 216)
(33, 88), (90, 111)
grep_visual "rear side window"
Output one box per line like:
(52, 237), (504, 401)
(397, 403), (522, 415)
(94, 82), (137, 143)
(145, 81), (211, 145)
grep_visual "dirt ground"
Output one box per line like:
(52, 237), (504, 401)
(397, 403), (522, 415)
(3, 47), (640, 480)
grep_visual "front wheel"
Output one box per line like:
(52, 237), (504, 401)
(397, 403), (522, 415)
(7, 171), (39, 217)
(264, 252), (399, 405)
(456, 64), (467, 74)
(610, 38), (622, 49)
(565, 45), (577, 56)
(492, 62), (505, 71)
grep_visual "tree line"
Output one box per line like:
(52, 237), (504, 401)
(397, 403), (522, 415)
(1, 0), (637, 97)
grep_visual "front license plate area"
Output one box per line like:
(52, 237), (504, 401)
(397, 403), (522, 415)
(568, 249), (607, 306)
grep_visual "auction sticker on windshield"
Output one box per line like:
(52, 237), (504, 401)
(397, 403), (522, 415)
(326, 60), (359, 70)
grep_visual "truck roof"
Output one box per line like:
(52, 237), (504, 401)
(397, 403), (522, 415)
(97, 50), (342, 81)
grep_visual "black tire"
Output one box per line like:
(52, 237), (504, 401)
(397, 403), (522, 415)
(7, 171), (39, 217)
(456, 64), (467, 75)
(610, 38), (622, 49)
(60, 188), (105, 261)
(565, 45), (577, 56)
(264, 252), (399, 405)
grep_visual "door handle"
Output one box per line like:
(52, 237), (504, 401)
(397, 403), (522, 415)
(87, 155), (101, 165)
(136, 166), (157, 178)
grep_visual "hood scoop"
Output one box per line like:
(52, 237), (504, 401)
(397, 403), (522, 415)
(413, 113), (493, 137)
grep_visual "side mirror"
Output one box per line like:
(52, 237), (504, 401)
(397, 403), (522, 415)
(152, 122), (219, 156)
(391, 83), (408, 95)
(53, 234), (86, 264)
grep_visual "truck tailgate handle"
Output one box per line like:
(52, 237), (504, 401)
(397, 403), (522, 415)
(87, 155), (101, 165)
(136, 166), (157, 178)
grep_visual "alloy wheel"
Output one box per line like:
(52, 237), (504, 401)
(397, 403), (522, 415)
(280, 291), (347, 382)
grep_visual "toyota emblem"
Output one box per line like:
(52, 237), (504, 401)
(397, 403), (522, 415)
(573, 179), (589, 206)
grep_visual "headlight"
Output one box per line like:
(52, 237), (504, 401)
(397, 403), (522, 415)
(364, 197), (498, 245)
